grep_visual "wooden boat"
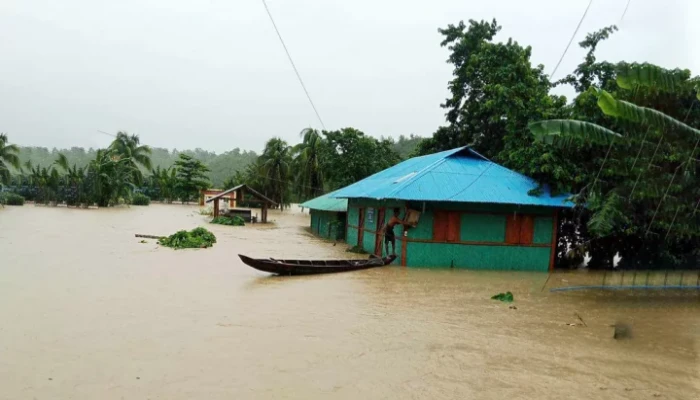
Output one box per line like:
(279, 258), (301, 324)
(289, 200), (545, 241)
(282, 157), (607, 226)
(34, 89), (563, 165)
(238, 254), (397, 276)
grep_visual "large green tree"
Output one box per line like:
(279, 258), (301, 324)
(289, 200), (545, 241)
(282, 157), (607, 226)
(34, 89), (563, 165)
(321, 127), (401, 190)
(174, 153), (211, 203)
(415, 19), (566, 163)
(530, 45), (700, 269)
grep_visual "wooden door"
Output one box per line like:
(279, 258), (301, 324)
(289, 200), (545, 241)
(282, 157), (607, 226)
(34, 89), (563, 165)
(446, 212), (460, 242)
(374, 208), (386, 255)
(433, 210), (448, 241)
(505, 214), (520, 244)
(519, 215), (534, 244)
(505, 214), (535, 245)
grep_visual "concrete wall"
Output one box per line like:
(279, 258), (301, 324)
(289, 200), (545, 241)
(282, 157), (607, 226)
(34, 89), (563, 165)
(309, 210), (346, 240)
(345, 199), (557, 271)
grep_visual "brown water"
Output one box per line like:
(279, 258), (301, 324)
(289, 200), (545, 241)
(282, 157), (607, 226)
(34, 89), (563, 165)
(1, 204), (698, 400)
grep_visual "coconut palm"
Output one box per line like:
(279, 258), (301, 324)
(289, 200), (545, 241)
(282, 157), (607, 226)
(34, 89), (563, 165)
(89, 148), (139, 207)
(293, 128), (325, 200)
(259, 138), (292, 207)
(109, 132), (152, 185)
(0, 134), (20, 185)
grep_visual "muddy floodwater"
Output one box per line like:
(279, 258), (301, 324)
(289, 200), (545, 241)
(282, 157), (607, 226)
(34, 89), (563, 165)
(1, 204), (698, 399)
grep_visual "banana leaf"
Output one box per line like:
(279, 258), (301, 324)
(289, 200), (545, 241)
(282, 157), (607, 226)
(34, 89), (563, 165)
(529, 119), (621, 146)
(616, 62), (689, 92)
(595, 88), (700, 138)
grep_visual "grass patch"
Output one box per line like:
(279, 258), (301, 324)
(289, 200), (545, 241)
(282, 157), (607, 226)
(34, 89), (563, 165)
(158, 227), (217, 249)
(0, 192), (25, 206)
(211, 216), (245, 226)
(130, 193), (151, 206)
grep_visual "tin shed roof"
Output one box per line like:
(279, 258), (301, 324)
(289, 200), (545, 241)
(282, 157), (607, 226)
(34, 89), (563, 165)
(300, 190), (348, 212)
(331, 147), (573, 208)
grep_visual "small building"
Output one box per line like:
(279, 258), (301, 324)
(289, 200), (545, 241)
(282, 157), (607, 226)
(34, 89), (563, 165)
(332, 147), (573, 271)
(300, 191), (347, 240)
(205, 184), (277, 223)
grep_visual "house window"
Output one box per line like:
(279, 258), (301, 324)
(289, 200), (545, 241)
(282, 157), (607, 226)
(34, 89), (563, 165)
(433, 210), (460, 242)
(505, 214), (534, 245)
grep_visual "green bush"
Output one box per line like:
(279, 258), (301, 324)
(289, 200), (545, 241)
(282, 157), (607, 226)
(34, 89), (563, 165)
(158, 227), (217, 249)
(131, 193), (151, 206)
(211, 216), (245, 226)
(0, 192), (25, 206)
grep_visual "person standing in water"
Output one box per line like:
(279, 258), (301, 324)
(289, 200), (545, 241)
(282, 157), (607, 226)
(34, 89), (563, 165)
(384, 208), (411, 256)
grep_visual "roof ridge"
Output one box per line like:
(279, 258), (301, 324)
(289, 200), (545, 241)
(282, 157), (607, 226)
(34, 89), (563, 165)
(382, 146), (468, 199)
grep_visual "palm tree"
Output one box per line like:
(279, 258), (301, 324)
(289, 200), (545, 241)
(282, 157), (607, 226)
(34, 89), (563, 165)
(259, 138), (292, 207)
(293, 128), (325, 200)
(89, 148), (139, 207)
(0, 134), (20, 185)
(109, 132), (152, 185)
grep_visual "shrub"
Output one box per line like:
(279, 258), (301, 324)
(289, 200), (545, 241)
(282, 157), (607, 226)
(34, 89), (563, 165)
(0, 192), (25, 206)
(158, 227), (217, 249)
(211, 216), (245, 226)
(131, 193), (151, 206)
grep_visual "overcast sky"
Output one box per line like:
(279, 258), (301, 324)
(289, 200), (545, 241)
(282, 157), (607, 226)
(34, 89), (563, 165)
(1, 0), (696, 153)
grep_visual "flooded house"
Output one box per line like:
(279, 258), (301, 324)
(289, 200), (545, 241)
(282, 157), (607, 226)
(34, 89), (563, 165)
(300, 190), (347, 240)
(332, 146), (573, 271)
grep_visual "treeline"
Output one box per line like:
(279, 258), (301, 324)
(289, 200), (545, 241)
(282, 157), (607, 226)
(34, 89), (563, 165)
(1, 133), (211, 206)
(12, 135), (421, 188)
(221, 127), (403, 206)
(14, 146), (257, 188)
(414, 20), (699, 269)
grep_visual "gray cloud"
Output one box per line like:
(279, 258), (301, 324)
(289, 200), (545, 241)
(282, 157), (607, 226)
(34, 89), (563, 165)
(0, 0), (694, 152)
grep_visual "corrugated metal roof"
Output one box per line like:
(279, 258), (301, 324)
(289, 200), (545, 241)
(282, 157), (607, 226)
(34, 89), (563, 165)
(205, 184), (277, 205)
(332, 147), (573, 208)
(300, 190), (348, 212)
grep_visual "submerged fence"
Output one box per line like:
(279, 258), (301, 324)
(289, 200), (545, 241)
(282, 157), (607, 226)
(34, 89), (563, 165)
(549, 269), (700, 292)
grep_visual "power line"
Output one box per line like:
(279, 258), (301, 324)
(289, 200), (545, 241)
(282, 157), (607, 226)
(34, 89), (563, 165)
(550, 0), (594, 80)
(620, 0), (632, 23)
(261, 0), (326, 130)
(97, 130), (116, 138)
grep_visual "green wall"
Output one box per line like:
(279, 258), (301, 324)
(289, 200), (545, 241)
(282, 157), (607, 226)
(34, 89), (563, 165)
(407, 243), (551, 271)
(346, 198), (556, 271)
(309, 210), (345, 240)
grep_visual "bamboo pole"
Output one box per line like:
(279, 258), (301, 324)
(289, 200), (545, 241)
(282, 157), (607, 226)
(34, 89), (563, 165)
(135, 234), (164, 239)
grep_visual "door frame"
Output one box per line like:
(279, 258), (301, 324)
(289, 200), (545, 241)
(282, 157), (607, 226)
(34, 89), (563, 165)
(374, 208), (386, 256)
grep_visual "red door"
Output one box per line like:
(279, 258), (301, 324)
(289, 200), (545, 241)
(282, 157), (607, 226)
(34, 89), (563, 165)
(374, 208), (386, 255)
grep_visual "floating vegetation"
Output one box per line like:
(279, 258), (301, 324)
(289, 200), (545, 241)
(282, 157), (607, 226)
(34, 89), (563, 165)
(491, 291), (514, 302)
(0, 192), (25, 206)
(199, 206), (214, 216)
(211, 216), (245, 226)
(158, 227), (217, 249)
(130, 193), (151, 206)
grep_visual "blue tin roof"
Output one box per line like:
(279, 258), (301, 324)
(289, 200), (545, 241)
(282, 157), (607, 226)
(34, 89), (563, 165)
(332, 147), (573, 208)
(300, 190), (348, 212)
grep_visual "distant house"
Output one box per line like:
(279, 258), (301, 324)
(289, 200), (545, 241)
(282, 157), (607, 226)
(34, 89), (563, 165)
(300, 190), (348, 241)
(332, 146), (573, 271)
